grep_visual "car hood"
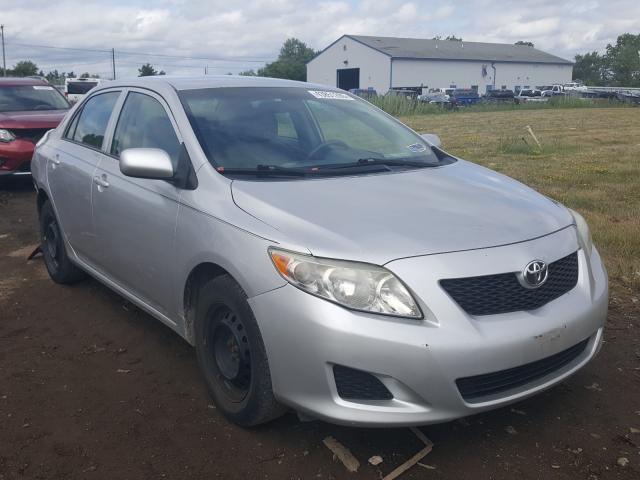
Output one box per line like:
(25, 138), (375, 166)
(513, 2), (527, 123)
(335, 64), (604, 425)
(0, 110), (68, 129)
(231, 160), (574, 265)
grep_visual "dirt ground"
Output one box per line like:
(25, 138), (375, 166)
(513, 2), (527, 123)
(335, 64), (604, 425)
(1, 176), (638, 480)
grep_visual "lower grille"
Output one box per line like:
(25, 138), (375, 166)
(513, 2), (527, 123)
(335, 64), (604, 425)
(10, 128), (49, 144)
(333, 365), (393, 401)
(440, 251), (579, 316)
(456, 338), (590, 402)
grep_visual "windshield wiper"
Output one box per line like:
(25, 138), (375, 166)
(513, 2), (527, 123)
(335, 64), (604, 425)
(316, 158), (433, 170)
(216, 164), (308, 177)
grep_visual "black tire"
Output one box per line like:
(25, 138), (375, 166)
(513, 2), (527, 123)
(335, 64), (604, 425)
(39, 200), (86, 284)
(194, 274), (286, 426)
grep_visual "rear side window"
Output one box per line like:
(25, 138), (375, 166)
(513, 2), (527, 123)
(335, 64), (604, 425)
(67, 92), (120, 149)
(110, 92), (181, 168)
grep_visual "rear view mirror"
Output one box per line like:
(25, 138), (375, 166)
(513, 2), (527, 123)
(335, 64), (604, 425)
(420, 133), (442, 148)
(120, 148), (174, 180)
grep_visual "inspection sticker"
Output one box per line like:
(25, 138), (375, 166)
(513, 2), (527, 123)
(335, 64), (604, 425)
(308, 90), (354, 100)
(33, 86), (54, 90)
(407, 143), (427, 153)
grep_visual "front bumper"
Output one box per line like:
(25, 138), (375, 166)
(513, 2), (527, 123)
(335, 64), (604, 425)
(0, 139), (35, 175)
(249, 227), (608, 427)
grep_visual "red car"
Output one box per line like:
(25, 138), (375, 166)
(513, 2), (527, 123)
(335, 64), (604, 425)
(0, 77), (70, 176)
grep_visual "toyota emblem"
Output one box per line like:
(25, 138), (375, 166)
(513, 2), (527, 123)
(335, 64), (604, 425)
(520, 260), (549, 288)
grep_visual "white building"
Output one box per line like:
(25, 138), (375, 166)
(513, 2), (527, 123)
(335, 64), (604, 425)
(307, 35), (573, 94)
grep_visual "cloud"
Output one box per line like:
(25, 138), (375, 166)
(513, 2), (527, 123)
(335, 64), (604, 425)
(1, 0), (639, 77)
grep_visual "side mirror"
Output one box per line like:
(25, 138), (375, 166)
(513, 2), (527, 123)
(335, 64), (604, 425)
(420, 133), (441, 148)
(120, 148), (174, 180)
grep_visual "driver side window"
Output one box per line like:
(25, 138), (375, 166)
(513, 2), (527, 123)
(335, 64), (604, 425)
(111, 92), (181, 168)
(306, 100), (390, 154)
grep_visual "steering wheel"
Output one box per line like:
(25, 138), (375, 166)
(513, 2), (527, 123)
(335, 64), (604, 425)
(306, 140), (349, 162)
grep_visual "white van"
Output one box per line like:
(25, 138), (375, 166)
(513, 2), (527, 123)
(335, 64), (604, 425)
(65, 77), (102, 104)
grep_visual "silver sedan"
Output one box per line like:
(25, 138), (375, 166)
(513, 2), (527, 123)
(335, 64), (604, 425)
(31, 76), (608, 427)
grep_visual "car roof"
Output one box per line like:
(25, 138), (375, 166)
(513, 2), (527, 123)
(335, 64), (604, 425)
(0, 77), (50, 87)
(101, 75), (332, 92)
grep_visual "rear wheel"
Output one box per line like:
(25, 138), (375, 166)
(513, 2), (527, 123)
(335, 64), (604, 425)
(195, 275), (286, 426)
(39, 200), (85, 284)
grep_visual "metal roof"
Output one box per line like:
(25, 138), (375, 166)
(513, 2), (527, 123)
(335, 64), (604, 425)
(346, 35), (573, 65)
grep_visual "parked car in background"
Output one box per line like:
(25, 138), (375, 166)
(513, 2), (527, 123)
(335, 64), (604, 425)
(31, 76), (608, 427)
(539, 85), (565, 97)
(65, 77), (103, 104)
(418, 88), (449, 105)
(386, 88), (419, 99)
(0, 77), (70, 176)
(348, 88), (377, 99)
(483, 89), (515, 103)
(563, 82), (586, 92)
(514, 89), (547, 104)
(449, 88), (481, 106)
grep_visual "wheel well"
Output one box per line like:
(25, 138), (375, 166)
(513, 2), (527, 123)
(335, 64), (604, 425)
(36, 189), (49, 214)
(183, 263), (231, 344)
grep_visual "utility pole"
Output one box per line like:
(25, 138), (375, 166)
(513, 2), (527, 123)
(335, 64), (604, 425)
(111, 48), (116, 80)
(1, 25), (6, 77)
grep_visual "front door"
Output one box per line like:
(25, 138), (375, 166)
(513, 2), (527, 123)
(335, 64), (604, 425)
(90, 90), (185, 317)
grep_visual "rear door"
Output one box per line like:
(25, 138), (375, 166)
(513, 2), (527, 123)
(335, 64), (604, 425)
(48, 90), (121, 264)
(90, 89), (185, 316)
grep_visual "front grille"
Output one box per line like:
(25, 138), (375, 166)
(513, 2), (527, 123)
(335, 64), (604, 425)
(333, 365), (393, 401)
(440, 252), (578, 316)
(456, 338), (589, 402)
(10, 128), (49, 144)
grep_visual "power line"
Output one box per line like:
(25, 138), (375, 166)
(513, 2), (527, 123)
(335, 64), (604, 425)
(7, 42), (111, 54)
(6, 41), (273, 63)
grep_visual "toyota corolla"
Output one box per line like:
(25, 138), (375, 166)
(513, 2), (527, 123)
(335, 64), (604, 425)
(31, 76), (608, 427)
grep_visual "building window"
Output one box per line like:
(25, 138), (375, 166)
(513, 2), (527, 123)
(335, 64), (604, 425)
(343, 44), (347, 51)
(471, 85), (478, 91)
(501, 85), (507, 90)
(449, 84), (457, 88)
(515, 86), (521, 93)
(524, 85), (530, 89)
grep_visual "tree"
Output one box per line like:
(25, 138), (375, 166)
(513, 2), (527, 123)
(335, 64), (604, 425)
(257, 38), (317, 81)
(573, 51), (608, 85)
(12, 60), (39, 77)
(239, 69), (257, 76)
(515, 41), (534, 47)
(605, 33), (640, 86)
(138, 63), (166, 76)
(80, 72), (91, 78)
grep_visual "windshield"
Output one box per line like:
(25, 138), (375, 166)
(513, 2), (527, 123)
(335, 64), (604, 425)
(0, 85), (69, 112)
(179, 87), (444, 175)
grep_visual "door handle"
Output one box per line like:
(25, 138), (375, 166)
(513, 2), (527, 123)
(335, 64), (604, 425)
(93, 175), (110, 189)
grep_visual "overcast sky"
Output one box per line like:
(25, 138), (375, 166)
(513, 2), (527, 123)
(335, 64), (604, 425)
(2, 0), (639, 78)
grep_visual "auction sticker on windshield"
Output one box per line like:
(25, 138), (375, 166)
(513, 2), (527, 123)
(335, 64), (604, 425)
(308, 90), (353, 100)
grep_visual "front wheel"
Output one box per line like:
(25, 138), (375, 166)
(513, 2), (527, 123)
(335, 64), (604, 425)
(194, 275), (286, 426)
(39, 199), (86, 284)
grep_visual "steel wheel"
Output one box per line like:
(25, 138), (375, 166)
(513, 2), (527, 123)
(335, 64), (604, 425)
(208, 306), (252, 403)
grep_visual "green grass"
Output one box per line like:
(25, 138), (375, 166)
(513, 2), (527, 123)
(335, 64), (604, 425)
(400, 108), (640, 293)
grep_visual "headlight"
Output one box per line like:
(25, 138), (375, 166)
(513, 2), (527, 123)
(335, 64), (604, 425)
(0, 129), (16, 143)
(568, 208), (593, 257)
(269, 249), (422, 319)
